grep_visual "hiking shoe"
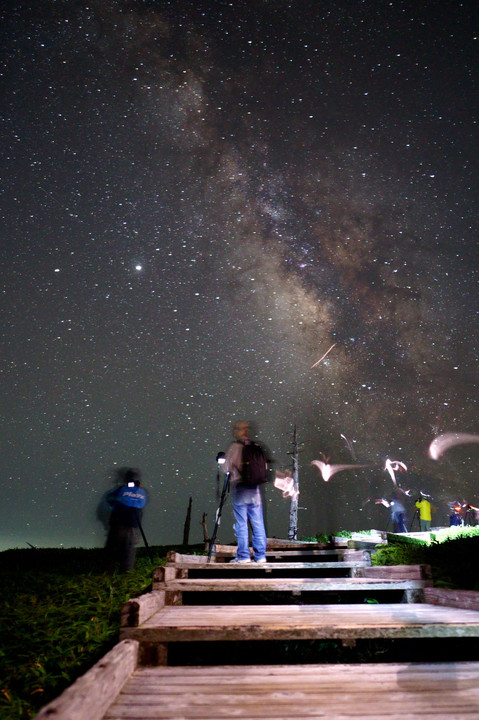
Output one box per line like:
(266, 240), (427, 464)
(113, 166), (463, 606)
(254, 557), (267, 563)
(229, 557), (252, 563)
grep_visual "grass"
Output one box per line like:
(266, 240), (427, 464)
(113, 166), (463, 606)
(0, 544), (203, 720)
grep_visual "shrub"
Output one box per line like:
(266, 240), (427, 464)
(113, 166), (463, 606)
(373, 533), (479, 590)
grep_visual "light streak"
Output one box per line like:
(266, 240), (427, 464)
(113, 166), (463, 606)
(428, 433), (479, 460)
(340, 433), (357, 460)
(274, 474), (299, 500)
(376, 497), (390, 508)
(311, 343), (336, 369)
(384, 459), (407, 485)
(311, 460), (369, 482)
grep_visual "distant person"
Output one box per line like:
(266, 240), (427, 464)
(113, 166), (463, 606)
(389, 492), (408, 533)
(449, 504), (463, 527)
(467, 503), (479, 525)
(376, 492), (408, 533)
(222, 420), (269, 563)
(104, 468), (147, 572)
(415, 496), (435, 531)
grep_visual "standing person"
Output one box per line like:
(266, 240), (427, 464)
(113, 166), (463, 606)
(223, 420), (268, 564)
(415, 496), (435, 532)
(105, 468), (148, 572)
(376, 492), (408, 533)
(389, 492), (408, 533)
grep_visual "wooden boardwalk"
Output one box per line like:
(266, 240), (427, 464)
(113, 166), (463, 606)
(35, 538), (479, 719)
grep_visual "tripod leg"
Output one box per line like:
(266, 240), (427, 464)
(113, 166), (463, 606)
(135, 510), (154, 564)
(409, 510), (419, 532)
(208, 473), (230, 562)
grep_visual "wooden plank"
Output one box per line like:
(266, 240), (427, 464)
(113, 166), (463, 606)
(264, 549), (345, 557)
(104, 661), (479, 719)
(152, 578), (429, 593)
(166, 551), (208, 564)
(155, 566), (188, 581)
(266, 546), (350, 557)
(185, 549), (366, 564)
(424, 587), (479, 611)
(343, 549), (372, 562)
(212, 539), (331, 553)
(34, 639), (139, 720)
(119, 602), (479, 646)
(264, 538), (329, 549)
(360, 565), (432, 580)
(152, 567), (188, 592)
(209, 541), (331, 560)
(121, 591), (166, 628)
(107, 661), (479, 686)
(163, 561), (368, 572)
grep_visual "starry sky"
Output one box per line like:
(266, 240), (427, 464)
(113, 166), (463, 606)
(1, 0), (478, 550)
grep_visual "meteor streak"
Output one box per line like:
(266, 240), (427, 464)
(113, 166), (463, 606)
(428, 433), (479, 460)
(311, 343), (336, 369)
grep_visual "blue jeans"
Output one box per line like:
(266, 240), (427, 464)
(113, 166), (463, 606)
(232, 497), (267, 561)
(392, 512), (408, 533)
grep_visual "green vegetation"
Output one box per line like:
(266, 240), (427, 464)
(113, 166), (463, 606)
(373, 531), (479, 590)
(429, 525), (479, 543)
(299, 533), (330, 543)
(0, 545), (201, 720)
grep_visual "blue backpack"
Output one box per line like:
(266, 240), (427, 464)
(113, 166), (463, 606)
(116, 485), (147, 509)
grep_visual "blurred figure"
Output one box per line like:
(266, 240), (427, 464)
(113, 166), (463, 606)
(376, 492), (408, 533)
(104, 468), (147, 572)
(449, 503), (464, 527)
(466, 504), (479, 525)
(389, 492), (408, 533)
(222, 420), (268, 564)
(415, 496), (435, 532)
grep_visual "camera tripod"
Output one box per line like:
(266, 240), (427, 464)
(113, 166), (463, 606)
(409, 509), (420, 532)
(207, 471), (231, 562)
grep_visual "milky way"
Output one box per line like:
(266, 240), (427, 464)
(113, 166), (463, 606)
(1, 1), (478, 549)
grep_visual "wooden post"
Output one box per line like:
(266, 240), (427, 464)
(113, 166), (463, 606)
(182, 496), (192, 546)
(201, 511), (210, 550)
(288, 425), (300, 540)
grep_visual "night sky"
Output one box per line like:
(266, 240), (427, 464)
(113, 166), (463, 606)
(1, 0), (478, 551)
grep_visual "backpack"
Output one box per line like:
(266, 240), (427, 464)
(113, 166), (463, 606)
(238, 441), (269, 487)
(116, 485), (147, 509)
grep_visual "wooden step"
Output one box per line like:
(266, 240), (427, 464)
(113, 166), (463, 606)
(170, 551), (360, 565)
(119, 602), (479, 665)
(36, 643), (479, 720)
(35, 637), (479, 719)
(196, 561), (366, 570)
(152, 577), (429, 595)
(103, 661), (479, 720)
(154, 563), (430, 584)
(156, 562), (370, 582)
